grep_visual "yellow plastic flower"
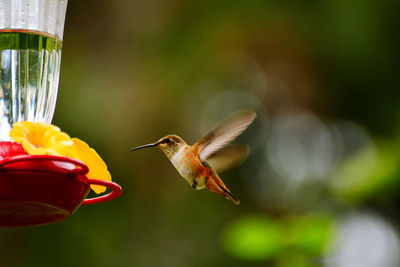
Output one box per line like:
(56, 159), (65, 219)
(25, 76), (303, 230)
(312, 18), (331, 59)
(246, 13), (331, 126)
(66, 138), (111, 194)
(10, 121), (72, 156)
(9, 121), (111, 194)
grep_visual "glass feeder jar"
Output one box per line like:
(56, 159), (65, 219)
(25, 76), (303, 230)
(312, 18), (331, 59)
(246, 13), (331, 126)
(0, 0), (67, 140)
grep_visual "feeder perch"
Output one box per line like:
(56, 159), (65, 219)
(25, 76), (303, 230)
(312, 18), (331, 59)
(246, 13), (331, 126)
(0, 142), (122, 227)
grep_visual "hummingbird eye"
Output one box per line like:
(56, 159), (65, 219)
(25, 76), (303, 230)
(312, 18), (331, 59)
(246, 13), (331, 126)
(164, 138), (171, 144)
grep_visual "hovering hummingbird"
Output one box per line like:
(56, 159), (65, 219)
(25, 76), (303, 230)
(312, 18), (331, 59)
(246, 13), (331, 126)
(130, 109), (256, 204)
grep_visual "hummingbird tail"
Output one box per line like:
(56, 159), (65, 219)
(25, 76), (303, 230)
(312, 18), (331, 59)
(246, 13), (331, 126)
(205, 175), (240, 205)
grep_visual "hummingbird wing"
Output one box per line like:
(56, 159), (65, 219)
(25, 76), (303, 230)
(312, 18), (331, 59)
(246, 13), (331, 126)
(207, 145), (249, 173)
(195, 109), (256, 162)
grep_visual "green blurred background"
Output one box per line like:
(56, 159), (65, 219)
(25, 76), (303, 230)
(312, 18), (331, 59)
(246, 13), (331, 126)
(2, 0), (400, 266)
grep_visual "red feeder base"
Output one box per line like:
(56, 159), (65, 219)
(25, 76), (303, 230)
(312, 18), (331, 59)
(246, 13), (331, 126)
(0, 142), (122, 227)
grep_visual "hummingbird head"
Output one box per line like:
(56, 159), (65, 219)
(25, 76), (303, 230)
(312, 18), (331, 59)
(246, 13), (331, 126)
(131, 135), (187, 159)
(156, 135), (187, 159)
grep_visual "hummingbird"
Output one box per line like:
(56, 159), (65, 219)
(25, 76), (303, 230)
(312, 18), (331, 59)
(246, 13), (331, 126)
(130, 109), (256, 204)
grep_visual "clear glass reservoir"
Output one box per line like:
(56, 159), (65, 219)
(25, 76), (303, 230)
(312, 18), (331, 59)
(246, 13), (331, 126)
(0, 0), (68, 140)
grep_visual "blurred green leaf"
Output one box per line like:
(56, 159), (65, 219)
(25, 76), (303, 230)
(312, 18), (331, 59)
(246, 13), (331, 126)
(221, 216), (284, 261)
(286, 214), (335, 255)
(332, 141), (400, 203)
(221, 214), (334, 261)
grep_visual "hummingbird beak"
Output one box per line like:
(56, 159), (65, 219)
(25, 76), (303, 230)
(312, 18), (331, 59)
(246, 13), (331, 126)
(130, 142), (158, 151)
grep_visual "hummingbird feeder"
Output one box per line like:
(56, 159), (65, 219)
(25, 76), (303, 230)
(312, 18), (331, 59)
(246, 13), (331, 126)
(0, 0), (122, 227)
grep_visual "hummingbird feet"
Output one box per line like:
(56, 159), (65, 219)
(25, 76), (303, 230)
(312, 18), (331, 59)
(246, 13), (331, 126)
(192, 180), (198, 189)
